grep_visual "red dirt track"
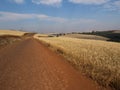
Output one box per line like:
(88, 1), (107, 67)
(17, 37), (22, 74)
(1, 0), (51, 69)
(0, 38), (107, 90)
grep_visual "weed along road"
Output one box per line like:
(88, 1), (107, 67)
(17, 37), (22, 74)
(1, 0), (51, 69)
(0, 38), (108, 90)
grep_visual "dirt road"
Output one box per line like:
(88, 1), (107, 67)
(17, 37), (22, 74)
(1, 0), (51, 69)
(0, 38), (107, 90)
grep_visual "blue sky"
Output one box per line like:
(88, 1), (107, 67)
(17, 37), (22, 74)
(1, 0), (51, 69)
(0, 0), (120, 33)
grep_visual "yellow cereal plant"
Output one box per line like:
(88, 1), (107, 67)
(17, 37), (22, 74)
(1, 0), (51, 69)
(36, 37), (120, 90)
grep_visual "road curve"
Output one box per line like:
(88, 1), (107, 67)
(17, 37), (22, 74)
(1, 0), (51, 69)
(0, 38), (106, 90)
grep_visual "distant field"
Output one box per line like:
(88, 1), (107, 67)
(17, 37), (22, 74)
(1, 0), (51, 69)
(82, 30), (120, 42)
(113, 30), (120, 33)
(36, 37), (120, 90)
(64, 34), (109, 41)
(0, 30), (26, 36)
(34, 33), (49, 38)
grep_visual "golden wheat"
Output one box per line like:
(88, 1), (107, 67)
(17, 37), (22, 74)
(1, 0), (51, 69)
(36, 36), (120, 89)
(0, 30), (26, 36)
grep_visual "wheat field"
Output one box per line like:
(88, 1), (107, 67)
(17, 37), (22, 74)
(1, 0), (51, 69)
(0, 30), (26, 36)
(36, 36), (120, 90)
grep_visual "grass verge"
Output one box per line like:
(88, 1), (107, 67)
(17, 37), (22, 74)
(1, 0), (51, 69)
(0, 35), (22, 49)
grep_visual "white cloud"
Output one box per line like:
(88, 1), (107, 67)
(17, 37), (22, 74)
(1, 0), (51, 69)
(0, 12), (66, 23)
(32, 0), (62, 6)
(0, 12), (97, 29)
(68, 0), (109, 5)
(0, 12), (33, 21)
(114, 0), (120, 6)
(11, 0), (25, 4)
(104, 0), (120, 11)
(36, 14), (67, 22)
(0, 12), (99, 32)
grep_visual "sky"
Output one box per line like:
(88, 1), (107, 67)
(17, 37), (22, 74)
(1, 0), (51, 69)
(0, 0), (120, 33)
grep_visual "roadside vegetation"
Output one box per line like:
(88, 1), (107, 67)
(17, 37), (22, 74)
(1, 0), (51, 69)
(36, 36), (120, 90)
(0, 35), (22, 49)
(0, 30), (32, 49)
